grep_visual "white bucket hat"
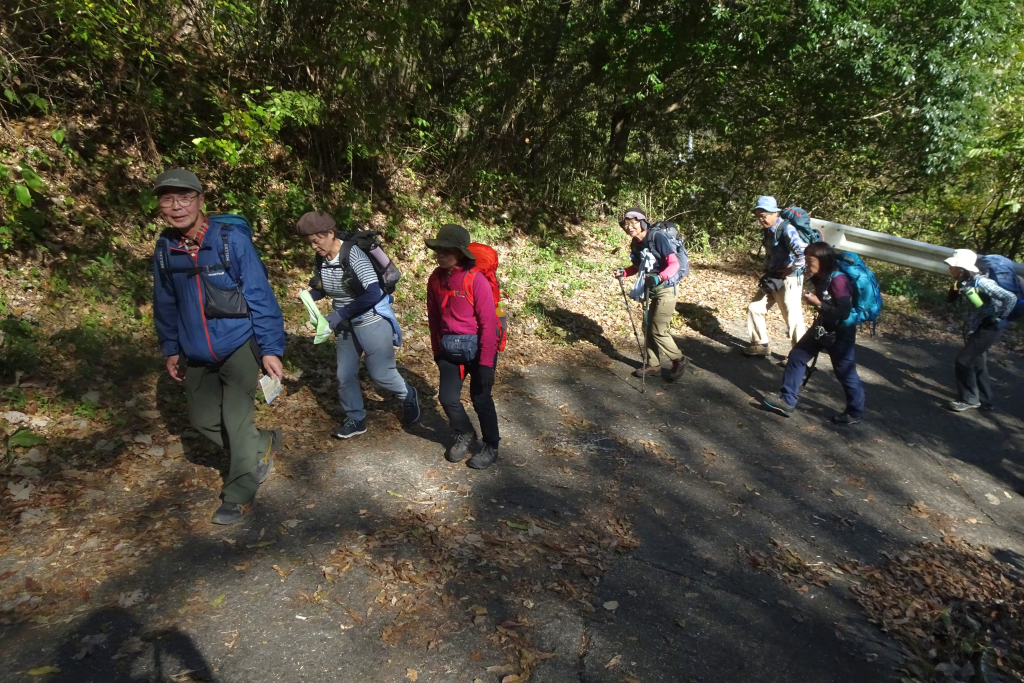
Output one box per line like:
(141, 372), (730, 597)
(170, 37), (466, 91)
(943, 248), (979, 273)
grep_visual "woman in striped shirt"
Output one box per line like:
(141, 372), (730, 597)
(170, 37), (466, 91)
(296, 212), (420, 437)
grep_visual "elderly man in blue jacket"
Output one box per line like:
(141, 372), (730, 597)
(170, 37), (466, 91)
(151, 168), (286, 524)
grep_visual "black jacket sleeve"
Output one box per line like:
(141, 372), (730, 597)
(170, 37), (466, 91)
(818, 296), (852, 328)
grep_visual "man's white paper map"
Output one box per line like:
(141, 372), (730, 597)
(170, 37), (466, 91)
(259, 375), (282, 404)
(299, 290), (332, 344)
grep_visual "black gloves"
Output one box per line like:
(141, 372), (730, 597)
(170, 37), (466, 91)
(645, 274), (661, 289)
(326, 310), (351, 332)
(981, 316), (1005, 331)
(476, 364), (495, 392)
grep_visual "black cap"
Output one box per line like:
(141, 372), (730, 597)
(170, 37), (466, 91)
(425, 224), (475, 261)
(153, 168), (203, 195)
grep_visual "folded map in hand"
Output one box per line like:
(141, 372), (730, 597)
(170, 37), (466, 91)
(299, 290), (332, 344)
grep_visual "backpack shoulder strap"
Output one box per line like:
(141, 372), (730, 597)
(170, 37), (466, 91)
(338, 239), (374, 296)
(208, 221), (241, 283)
(777, 219), (791, 242)
(157, 231), (208, 278)
(309, 255), (326, 293)
(462, 267), (481, 309)
(339, 237), (363, 273)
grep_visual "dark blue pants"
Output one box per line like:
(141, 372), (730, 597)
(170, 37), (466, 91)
(780, 326), (865, 418)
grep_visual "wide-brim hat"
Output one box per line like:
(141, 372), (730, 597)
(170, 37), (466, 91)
(154, 168), (203, 195)
(944, 248), (979, 273)
(425, 223), (475, 261)
(753, 195), (780, 213)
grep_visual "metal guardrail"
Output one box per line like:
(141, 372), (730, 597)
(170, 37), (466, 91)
(811, 218), (1024, 277)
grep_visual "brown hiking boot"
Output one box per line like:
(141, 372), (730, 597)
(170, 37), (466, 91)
(743, 344), (770, 357)
(632, 364), (661, 378)
(668, 357), (688, 380)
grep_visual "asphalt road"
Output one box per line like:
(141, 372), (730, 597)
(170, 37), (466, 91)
(2, 321), (1022, 683)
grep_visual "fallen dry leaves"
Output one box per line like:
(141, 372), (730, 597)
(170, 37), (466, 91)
(842, 536), (1024, 683)
(747, 539), (831, 589)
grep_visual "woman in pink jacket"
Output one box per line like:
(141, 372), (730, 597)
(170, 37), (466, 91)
(425, 224), (500, 469)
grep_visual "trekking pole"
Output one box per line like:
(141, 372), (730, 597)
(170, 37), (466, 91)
(641, 284), (650, 394)
(616, 275), (644, 362)
(802, 353), (819, 388)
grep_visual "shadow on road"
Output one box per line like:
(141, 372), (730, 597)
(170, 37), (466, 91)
(51, 606), (215, 683)
(2, 319), (1023, 683)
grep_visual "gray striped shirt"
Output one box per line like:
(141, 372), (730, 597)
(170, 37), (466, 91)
(321, 245), (382, 327)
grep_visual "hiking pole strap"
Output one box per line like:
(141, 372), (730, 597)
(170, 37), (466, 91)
(802, 353), (819, 387)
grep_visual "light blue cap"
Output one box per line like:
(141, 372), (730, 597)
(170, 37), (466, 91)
(753, 196), (780, 213)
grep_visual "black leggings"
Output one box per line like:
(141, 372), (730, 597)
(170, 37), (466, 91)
(437, 358), (500, 446)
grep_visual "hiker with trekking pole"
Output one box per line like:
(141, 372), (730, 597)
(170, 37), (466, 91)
(612, 207), (689, 387)
(762, 242), (874, 425)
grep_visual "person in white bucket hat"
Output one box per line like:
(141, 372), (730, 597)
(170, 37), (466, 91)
(943, 248), (1016, 412)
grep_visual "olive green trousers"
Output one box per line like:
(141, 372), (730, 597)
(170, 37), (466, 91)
(184, 342), (272, 504)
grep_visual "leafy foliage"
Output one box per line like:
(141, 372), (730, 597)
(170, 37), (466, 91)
(0, 0), (1022, 253)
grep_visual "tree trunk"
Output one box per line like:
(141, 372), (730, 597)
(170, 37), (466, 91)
(604, 100), (632, 202)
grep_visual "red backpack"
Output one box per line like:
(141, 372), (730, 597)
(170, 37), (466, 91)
(441, 243), (507, 352)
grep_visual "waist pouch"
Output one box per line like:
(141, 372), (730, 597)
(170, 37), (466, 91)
(201, 273), (250, 319)
(440, 334), (479, 364)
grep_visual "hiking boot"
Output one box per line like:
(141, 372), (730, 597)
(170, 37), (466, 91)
(743, 344), (770, 357)
(832, 413), (862, 425)
(667, 357), (688, 380)
(331, 418), (367, 439)
(402, 383), (421, 424)
(212, 501), (254, 525)
(632, 364), (661, 378)
(256, 429), (281, 483)
(948, 401), (981, 413)
(467, 443), (498, 470)
(446, 432), (477, 463)
(763, 397), (796, 417)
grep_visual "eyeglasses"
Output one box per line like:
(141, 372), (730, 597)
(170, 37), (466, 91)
(158, 192), (200, 208)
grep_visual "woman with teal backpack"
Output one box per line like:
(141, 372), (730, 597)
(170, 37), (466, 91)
(763, 242), (866, 425)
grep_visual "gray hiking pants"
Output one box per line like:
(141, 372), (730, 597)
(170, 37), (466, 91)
(336, 317), (408, 422)
(955, 325), (1003, 406)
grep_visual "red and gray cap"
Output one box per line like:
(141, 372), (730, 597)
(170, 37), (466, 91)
(153, 168), (203, 195)
(623, 206), (649, 230)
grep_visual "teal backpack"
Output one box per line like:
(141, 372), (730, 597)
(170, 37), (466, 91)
(834, 252), (882, 331)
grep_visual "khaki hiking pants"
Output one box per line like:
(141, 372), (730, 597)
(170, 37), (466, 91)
(747, 274), (806, 348)
(645, 284), (683, 367)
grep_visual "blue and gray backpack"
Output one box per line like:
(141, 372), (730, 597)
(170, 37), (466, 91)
(977, 254), (1024, 321)
(647, 221), (689, 283)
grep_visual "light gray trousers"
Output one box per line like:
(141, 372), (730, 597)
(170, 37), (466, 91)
(336, 317), (408, 422)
